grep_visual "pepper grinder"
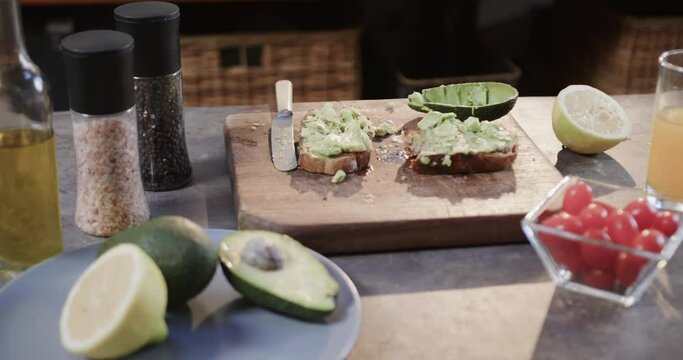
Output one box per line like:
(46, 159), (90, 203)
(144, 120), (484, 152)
(114, 1), (192, 191)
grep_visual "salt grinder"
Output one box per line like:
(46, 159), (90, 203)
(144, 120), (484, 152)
(115, 1), (192, 191)
(61, 30), (150, 237)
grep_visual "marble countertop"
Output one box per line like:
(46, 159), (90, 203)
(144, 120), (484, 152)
(18, 95), (683, 359)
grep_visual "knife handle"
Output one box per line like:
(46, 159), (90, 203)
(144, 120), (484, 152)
(275, 80), (292, 112)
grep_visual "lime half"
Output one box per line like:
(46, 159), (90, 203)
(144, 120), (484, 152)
(552, 85), (631, 154)
(59, 244), (168, 359)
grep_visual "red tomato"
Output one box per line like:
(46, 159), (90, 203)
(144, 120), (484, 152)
(607, 210), (639, 247)
(562, 182), (594, 215)
(652, 211), (680, 237)
(593, 201), (616, 216)
(539, 212), (584, 251)
(553, 247), (590, 275)
(582, 269), (615, 290)
(623, 198), (657, 230)
(615, 252), (647, 288)
(579, 228), (617, 271)
(633, 229), (666, 253)
(578, 203), (610, 230)
(539, 212), (587, 276)
(537, 210), (558, 224)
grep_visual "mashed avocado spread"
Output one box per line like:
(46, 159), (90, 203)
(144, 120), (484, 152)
(300, 103), (374, 159)
(415, 111), (517, 159)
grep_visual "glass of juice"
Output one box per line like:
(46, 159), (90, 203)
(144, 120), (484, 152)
(647, 49), (683, 211)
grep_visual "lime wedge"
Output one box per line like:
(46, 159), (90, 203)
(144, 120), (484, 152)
(552, 85), (631, 154)
(59, 244), (168, 359)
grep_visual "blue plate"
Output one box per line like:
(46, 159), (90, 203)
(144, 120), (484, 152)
(0, 229), (361, 360)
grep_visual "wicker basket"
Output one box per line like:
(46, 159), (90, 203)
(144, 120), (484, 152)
(556, 0), (683, 94)
(180, 29), (361, 106)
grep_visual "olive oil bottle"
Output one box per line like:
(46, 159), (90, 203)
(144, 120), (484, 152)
(0, 0), (62, 279)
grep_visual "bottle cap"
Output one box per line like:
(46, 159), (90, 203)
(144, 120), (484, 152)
(61, 30), (135, 115)
(114, 1), (181, 77)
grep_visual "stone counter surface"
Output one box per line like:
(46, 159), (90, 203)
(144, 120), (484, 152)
(10, 95), (683, 359)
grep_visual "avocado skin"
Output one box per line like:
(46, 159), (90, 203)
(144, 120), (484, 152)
(98, 216), (217, 307)
(219, 261), (333, 322)
(425, 97), (517, 121)
(408, 82), (518, 121)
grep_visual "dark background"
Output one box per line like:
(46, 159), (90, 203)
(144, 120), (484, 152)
(20, 0), (683, 110)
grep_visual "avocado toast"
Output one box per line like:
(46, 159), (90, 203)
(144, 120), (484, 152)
(298, 103), (374, 175)
(404, 111), (518, 174)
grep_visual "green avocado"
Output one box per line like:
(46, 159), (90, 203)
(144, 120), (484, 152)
(299, 103), (374, 159)
(98, 216), (218, 307)
(407, 82), (518, 121)
(414, 112), (517, 156)
(218, 230), (340, 322)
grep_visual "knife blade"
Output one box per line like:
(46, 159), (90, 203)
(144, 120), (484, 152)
(270, 80), (298, 171)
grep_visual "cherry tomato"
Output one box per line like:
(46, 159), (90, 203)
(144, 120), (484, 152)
(623, 198), (657, 230)
(652, 211), (680, 237)
(615, 252), (647, 288)
(562, 182), (594, 215)
(578, 203), (610, 230)
(537, 210), (558, 224)
(607, 210), (639, 247)
(593, 201), (616, 216)
(553, 247), (590, 275)
(579, 228), (617, 271)
(539, 212), (588, 275)
(633, 229), (666, 253)
(582, 269), (615, 290)
(539, 212), (584, 251)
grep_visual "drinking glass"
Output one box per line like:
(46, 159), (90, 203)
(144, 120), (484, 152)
(647, 49), (683, 211)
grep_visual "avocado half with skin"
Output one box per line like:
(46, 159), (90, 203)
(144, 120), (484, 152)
(408, 82), (518, 121)
(219, 230), (340, 322)
(98, 216), (217, 307)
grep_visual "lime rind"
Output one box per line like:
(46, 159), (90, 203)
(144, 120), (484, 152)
(552, 85), (631, 154)
(60, 244), (168, 359)
(557, 85), (631, 139)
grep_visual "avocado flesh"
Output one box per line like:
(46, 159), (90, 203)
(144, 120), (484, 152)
(299, 103), (374, 159)
(407, 82), (518, 120)
(414, 111), (517, 157)
(219, 230), (340, 321)
(98, 216), (218, 307)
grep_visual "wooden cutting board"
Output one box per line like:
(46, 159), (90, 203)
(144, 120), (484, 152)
(224, 99), (562, 254)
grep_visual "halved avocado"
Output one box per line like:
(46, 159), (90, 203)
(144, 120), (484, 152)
(98, 216), (218, 307)
(407, 82), (518, 121)
(218, 230), (340, 322)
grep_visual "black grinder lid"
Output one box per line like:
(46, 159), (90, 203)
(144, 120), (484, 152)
(61, 30), (135, 115)
(114, 1), (181, 77)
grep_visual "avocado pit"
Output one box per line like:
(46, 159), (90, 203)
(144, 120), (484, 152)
(241, 238), (287, 271)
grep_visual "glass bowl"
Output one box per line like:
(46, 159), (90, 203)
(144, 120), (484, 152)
(521, 176), (683, 306)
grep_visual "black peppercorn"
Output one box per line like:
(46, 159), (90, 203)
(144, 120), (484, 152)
(135, 73), (192, 190)
(115, 1), (192, 191)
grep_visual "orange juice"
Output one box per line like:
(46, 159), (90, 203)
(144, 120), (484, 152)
(647, 107), (683, 200)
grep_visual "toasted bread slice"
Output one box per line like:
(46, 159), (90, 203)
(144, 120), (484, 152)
(298, 150), (371, 175)
(406, 146), (517, 174)
(403, 120), (517, 174)
(297, 103), (374, 175)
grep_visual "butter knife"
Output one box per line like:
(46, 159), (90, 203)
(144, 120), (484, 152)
(270, 80), (297, 171)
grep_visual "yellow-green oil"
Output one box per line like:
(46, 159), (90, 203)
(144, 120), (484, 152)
(0, 128), (62, 278)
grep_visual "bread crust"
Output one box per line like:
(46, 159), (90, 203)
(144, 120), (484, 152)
(298, 151), (371, 175)
(407, 146), (517, 174)
(403, 123), (517, 174)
